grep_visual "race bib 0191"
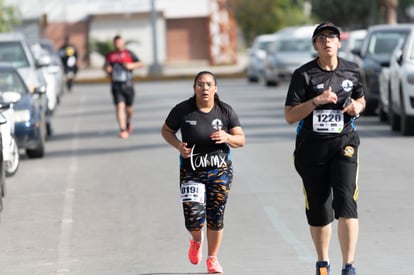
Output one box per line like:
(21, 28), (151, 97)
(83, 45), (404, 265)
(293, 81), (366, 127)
(313, 109), (344, 133)
(180, 181), (205, 203)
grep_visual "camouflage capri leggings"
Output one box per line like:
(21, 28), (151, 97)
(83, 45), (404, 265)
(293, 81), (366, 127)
(180, 165), (233, 231)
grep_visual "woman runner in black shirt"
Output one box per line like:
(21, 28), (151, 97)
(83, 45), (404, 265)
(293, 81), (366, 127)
(285, 22), (365, 275)
(161, 71), (245, 273)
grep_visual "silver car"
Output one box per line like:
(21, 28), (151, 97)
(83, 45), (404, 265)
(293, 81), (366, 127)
(30, 39), (65, 114)
(352, 24), (411, 116)
(388, 25), (414, 135)
(0, 32), (52, 136)
(246, 34), (278, 83)
(263, 25), (316, 86)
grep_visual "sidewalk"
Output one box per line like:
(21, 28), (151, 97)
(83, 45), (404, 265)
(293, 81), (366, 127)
(76, 53), (248, 83)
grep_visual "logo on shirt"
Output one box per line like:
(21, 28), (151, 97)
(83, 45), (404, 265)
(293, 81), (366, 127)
(211, 119), (223, 130)
(316, 83), (325, 91)
(342, 79), (353, 92)
(190, 144), (227, 171)
(185, 120), (197, 126)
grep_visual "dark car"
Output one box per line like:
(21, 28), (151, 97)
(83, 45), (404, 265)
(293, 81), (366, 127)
(0, 65), (46, 158)
(353, 24), (412, 115)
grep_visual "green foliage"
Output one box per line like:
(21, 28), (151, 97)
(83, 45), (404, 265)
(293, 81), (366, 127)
(231, 0), (313, 46)
(0, 0), (21, 32)
(232, 0), (411, 46)
(311, 0), (374, 29)
(89, 38), (114, 56)
(89, 37), (140, 56)
(308, 1), (414, 27)
(397, 0), (414, 22)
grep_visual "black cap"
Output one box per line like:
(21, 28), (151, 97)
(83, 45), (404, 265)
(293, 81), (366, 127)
(312, 22), (341, 41)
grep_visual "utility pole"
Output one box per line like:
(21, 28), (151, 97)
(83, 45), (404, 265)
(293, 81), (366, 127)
(149, 0), (163, 76)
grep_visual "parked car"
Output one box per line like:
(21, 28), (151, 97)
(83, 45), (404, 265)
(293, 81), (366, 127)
(0, 32), (52, 136)
(378, 66), (391, 122)
(0, 92), (21, 176)
(0, 64), (47, 158)
(246, 34), (278, 83)
(30, 39), (65, 113)
(388, 26), (414, 135)
(263, 25), (316, 86)
(339, 29), (367, 62)
(352, 24), (411, 115)
(0, 105), (5, 213)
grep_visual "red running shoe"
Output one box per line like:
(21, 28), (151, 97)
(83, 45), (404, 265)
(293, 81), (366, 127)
(206, 256), (223, 273)
(188, 239), (202, 265)
(119, 130), (129, 139)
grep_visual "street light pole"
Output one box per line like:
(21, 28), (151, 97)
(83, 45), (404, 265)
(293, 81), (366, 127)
(149, 0), (163, 76)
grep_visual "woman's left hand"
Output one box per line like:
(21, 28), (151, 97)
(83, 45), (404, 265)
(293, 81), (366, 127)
(210, 130), (229, 144)
(343, 98), (364, 117)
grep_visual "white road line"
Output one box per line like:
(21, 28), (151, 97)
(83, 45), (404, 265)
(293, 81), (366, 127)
(56, 95), (84, 275)
(264, 206), (313, 264)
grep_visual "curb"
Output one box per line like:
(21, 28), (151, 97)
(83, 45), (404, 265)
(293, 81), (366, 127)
(75, 71), (246, 84)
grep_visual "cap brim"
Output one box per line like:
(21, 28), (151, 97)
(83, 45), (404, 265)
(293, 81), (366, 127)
(313, 26), (340, 38)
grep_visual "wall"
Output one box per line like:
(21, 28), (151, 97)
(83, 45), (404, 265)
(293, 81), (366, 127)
(166, 17), (210, 63)
(45, 21), (89, 68)
(88, 12), (167, 68)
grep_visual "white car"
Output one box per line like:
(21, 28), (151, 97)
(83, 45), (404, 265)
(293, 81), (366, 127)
(246, 34), (278, 83)
(0, 92), (21, 176)
(30, 40), (64, 114)
(378, 66), (391, 122)
(388, 26), (414, 135)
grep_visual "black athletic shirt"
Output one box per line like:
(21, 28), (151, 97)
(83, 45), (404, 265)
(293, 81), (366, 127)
(285, 57), (364, 138)
(165, 97), (241, 170)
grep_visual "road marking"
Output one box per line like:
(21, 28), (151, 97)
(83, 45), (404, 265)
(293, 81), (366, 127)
(56, 95), (84, 275)
(264, 206), (313, 263)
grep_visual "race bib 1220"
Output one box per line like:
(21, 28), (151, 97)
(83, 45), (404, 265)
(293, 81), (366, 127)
(313, 109), (344, 133)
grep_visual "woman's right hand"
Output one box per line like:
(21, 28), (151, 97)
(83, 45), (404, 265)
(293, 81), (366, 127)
(314, 86), (338, 106)
(180, 142), (192, 159)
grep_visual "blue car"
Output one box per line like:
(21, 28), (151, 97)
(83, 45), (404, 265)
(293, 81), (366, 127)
(0, 64), (46, 158)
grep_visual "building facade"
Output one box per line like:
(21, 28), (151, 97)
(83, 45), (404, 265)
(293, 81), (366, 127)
(8, 0), (237, 68)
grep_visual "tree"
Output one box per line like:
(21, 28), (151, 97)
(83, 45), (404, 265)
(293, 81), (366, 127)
(311, 0), (373, 30)
(311, 0), (402, 29)
(229, 0), (312, 45)
(0, 0), (20, 32)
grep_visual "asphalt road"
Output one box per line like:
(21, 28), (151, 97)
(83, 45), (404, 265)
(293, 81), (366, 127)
(0, 79), (413, 275)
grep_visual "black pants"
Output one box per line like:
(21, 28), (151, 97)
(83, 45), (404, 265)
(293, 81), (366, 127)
(294, 131), (360, 226)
